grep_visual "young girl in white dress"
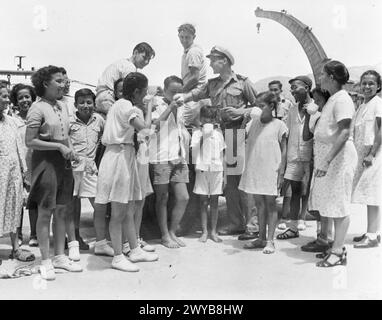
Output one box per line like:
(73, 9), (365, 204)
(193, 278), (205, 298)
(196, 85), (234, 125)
(351, 70), (382, 248)
(239, 91), (288, 254)
(95, 72), (158, 272)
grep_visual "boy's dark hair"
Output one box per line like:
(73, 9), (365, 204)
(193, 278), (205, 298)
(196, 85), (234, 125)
(133, 42), (155, 59)
(123, 72), (148, 101)
(164, 75), (183, 90)
(200, 105), (218, 122)
(268, 80), (282, 89)
(10, 83), (37, 106)
(178, 23), (196, 35)
(361, 70), (382, 93)
(114, 78), (124, 93)
(74, 88), (96, 104)
(59, 67), (67, 75)
(311, 87), (330, 102)
(31, 65), (63, 97)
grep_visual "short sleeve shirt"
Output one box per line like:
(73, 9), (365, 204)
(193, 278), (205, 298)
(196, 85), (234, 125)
(191, 128), (225, 171)
(148, 97), (190, 163)
(69, 112), (105, 160)
(26, 99), (70, 142)
(96, 59), (137, 94)
(286, 102), (319, 162)
(191, 72), (257, 127)
(181, 44), (207, 91)
(101, 99), (140, 145)
(352, 95), (382, 146)
(314, 90), (354, 145)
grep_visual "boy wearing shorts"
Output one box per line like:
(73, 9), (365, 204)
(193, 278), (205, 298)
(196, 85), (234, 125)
(277, 76), (319, 240)
(191, 106), (225, 242)
(149, 76), (190, 248)
(68, 89), (105, 254)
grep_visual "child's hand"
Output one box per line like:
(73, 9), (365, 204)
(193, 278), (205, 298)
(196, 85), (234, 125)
(241, 111), (251, 128)
(169, 101), (179, 110)
(173, 94), (185, 106)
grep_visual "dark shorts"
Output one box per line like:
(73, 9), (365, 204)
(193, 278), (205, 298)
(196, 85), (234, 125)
(27, 150), (74, 210)
(150, 161), (189, 185)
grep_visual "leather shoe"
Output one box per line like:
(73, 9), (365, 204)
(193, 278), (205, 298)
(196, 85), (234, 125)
(353, 233), (381, 243)
(238, 231), (259, 241)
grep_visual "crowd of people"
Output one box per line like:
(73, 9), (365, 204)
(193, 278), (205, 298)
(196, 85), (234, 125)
(0, 23), (381, 280)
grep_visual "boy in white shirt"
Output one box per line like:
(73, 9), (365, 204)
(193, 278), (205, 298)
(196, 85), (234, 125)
(149, 76), (190, 248)
(191, 106), (225, 242)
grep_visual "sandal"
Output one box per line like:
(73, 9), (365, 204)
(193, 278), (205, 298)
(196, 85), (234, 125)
(316, 248), (347, 267)
(9, 249), (35, 262)
(276, 228), (299, 240)
(316, 250), (331, 259)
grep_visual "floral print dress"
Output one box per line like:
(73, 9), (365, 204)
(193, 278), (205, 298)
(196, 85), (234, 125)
(0, 115), (25, 236)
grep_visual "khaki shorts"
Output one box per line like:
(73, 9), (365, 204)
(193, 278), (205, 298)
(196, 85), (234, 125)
(284, 161), (312, 196)
(149, 161), (189, 185)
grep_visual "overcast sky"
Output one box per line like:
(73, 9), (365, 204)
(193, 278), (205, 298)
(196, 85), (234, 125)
(1, 0), (381, 87)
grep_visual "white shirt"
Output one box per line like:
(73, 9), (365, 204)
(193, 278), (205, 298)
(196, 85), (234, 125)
(286, 102), (320, 162)
(102, 99), (141, 145)
(315, 90), (354, 145)
(191, 127), (225, 171)
(96, 59), (137, 94)
(181, 43), (207, 92)
(148, 97), (190, 163)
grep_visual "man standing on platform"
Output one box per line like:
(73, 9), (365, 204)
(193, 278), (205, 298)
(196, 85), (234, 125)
(95, 42), (155, 115)
(174, 46), (258, 239)
(178, 23), (208, 127)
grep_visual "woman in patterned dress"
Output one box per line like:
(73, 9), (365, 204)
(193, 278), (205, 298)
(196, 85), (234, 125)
(10, 83), (38, 247)
(0, 83), (35, 262)
(310, 60), (357, 267)
(351, 70), (382, 248)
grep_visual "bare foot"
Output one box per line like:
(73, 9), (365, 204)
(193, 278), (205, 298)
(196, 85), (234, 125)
(169, 232), (186, 247)
(263, 241), (275, 254)
(199, 233), (208, 243)
(210, 233), (222, 243)
(161, 236), (180, 249)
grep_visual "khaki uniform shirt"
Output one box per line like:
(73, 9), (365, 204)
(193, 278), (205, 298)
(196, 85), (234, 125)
(191, 72), (257, 128)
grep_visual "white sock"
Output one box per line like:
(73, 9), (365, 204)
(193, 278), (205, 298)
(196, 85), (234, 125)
(41, 259), (52, 266)
(367, 233), (377, 241)
(123, 242), (130, 249)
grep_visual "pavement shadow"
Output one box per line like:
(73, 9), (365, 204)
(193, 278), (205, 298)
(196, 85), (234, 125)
(220, 237), (248, 255)
(277, 234), (322, 265)
(85, 254), (112, 272)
